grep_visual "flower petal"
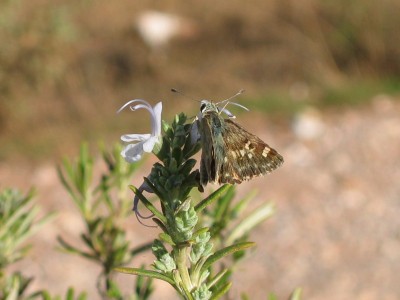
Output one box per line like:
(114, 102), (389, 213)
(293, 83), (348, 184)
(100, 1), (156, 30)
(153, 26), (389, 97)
(143, 136), (158, 152)
(190, 121), (201, 145)
(121, 142), (145, 163)
(118, 99), (163, 163)
(152, 102), (163, 136)
(130, 104), (152, 112)
(121, 133), (151, 142)
(117, 99), (151, 114)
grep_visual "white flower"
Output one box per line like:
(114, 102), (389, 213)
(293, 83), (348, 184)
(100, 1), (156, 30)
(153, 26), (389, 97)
(118, 99), (162, 163)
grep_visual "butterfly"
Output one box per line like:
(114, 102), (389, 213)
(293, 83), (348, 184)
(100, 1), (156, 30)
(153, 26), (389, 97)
(197, 94), (284, 186)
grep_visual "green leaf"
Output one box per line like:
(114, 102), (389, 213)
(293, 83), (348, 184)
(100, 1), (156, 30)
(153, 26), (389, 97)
(226, 202), (275, 245)
(268, 293), (278, 300)
(210, 282), (232, 300)
(192, 284), (212, 300)
(135, 270), (154, 300)
(162, 119), (172, 133)
(230, 190), (257, 218)
(0, 189), (53, 268)
(213, 185), (235, 221)
(194, 185), (231, 213)
(159, 233), (175, 246)
(201, 242), (256, 273)
(143, 178), (165, 202)
(66, 288), (74, 300)
(206, 269), (228, 289)
(289, 288), (302, 300)
(57, 143), (94, 218)
(77, 292), (88, 300)
(57, 236), (97, 261)
(178, 159), (197, 175)
(152, 239), (168, 258)
(178, 282), (194, 300)
(152, 218), (168, 232)
(57, 165), (75, 203)
(192, 227), (210, 240)
(154, 253), (176, 272)
(40, 291), (52, 300)
(241, 294), (250, 300)
(130, 242), (153, 257)
(114, 267), (175, 285)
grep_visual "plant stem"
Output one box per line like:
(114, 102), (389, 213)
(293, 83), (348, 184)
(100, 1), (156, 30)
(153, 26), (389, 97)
(176, 246), (192, 292)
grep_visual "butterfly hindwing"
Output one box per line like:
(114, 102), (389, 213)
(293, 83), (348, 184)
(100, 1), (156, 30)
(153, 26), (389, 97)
(218, 119), (283, 184)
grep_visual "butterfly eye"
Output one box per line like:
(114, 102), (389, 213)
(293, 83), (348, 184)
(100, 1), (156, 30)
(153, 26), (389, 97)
(200, 103), (206, 112)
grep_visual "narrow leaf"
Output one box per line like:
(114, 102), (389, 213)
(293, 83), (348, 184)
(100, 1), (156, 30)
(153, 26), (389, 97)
(130, 242), (153, 257)
(230, 190), (257, 218)
(57, 236), (97, 260)
(143, 178), (165, 200)
(152, 218), (168, 232)
(195, 185), (231, 212)
(226, 202), (275, 245)
(159, 233), (175, 246)
(210, 282), (232, 300)
(179, 282), (194, 300)
(207, 269), (228, 289)
(114, 267), (175, 285)
(268, 293), (278, 300)
(201, 242), (255, 272)
(289, 288), (302, 300)
(66, 288), (74, 300)
(214, 186), (235, 221)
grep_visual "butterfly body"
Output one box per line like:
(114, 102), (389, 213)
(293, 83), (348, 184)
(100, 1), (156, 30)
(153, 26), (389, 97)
(198, 100), (283, 186)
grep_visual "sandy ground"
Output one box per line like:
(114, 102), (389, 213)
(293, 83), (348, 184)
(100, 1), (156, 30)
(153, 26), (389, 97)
(2, 96), (400, 299)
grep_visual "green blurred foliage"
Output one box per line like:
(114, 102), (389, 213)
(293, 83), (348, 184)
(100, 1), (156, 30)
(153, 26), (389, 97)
(0, 189), (52, 269)
(0, 188), (64, 300)
(57, 143), (154, 299)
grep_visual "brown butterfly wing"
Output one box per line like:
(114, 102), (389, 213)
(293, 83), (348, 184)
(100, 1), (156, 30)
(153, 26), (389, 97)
(217, 119), (284, 184)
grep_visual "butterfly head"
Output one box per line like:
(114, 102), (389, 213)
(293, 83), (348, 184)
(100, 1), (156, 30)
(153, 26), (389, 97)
(200, 100), (219, 115)
(199, 98), (249, 120)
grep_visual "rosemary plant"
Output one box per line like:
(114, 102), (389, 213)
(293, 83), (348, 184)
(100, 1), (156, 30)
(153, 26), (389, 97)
(114, 100), (278, 299)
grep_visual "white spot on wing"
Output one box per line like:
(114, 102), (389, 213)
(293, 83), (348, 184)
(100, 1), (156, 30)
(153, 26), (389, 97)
(262, 148), (270, 157)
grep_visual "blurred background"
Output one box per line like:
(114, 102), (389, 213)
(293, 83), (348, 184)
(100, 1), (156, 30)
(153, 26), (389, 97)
(1, 0), (400, 299)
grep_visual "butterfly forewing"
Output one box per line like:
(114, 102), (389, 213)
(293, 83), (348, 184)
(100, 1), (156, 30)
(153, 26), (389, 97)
(199, 111), (226, 185)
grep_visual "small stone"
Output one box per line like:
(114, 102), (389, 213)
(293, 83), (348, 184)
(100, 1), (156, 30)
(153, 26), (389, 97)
(292, 107), (325, 140)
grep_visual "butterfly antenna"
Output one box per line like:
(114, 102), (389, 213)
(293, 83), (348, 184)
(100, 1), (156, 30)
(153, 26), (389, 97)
(219, 89), (245, 103)
(218, 89), (249, 112)
(172, 88), (201, 121)
(171, 88), (199, 102)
